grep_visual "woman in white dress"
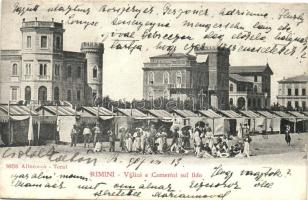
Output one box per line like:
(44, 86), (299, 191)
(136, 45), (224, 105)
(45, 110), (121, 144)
(126, 131), (133, 152)
(132, 128), (141, 152)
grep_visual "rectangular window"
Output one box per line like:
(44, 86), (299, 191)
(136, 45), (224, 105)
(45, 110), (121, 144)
(25, 63), (31, 75)
(56, 36), (61, 49)
(303, 101), (306, 110)
(26, 36), (31, 48)
(302, 89), (306, 96)
(67, 90), (71, 101)
(288, 88), (292, 96)
(55, 64), (60, 76)
(11, 87), (18, 101)
(295, 88), (299, 96)
(41, 36), (47, 48)
(39, 64), (47, 76)
(12, 63), (18, 76)
(77, 90), (81, 101)
(295, 101), (299, 108)
(287, 101), (292, 108)
(77, 66), (81, 78)
(67, 65), (71, 78)
(254, 75), (258, 82)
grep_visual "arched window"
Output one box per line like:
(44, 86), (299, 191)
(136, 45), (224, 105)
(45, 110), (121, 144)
(12, 63), (18, 76)
(93, 66), (97, 78)
(54, 87), (59, 101)
(148, 72), (154, 85)
(25, 86), (31, 101)
(229, 84), (234, 92)
(39, 64), (47, 76)
(252, 98), (256, 108)
(56, 36), (61, 49)
(229, 98), (233, 105)
(163, 89), (169, 99)
(38, 86), (47, 102)
(77, 66), (81, 78)
(254, 85), (258, 93)
(163, 72), (169, 84)
(67, 65), (72, 78)
(176, 71), (182, 88)
(148, 88), (154, 100)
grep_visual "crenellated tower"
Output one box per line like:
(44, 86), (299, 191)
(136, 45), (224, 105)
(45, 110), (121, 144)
(80, 42), (104, 105)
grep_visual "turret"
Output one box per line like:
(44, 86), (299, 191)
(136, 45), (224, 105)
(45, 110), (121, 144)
(80, 42), (104, 105)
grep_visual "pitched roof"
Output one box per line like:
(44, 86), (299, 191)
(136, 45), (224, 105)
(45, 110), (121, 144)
(229, 74), (254, 83)
(240, 110), (261, 118)
(82, 106), (114, 116)
(198, 109), (222, 118)
(257, 111), (279, 118)
(273, 111), (295, 118)
(172, 110), (198, 118)
(230, 65), (273, 75)
(278, 74), (308, 83)
(288, 111), (308, 118)
(117, 108), (147, 117)
(150, 53), (196, 59)
(220, 110), (243, 118)
(0, 105), (38, 116)
(147, 109), (173, 119)
(37, 106), (76, 116)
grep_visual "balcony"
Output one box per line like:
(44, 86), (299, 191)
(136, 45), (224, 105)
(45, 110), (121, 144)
(37, 75), (50, 80)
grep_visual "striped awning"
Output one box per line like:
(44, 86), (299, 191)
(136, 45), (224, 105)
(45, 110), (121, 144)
(257, 111), (279, 118)
(82, 106), (114, 116)
(240, 110), (262, 118)
(220, 110), (243, 118)
(172, 110), (198, 118)
(39, 106), (76, 116)
(117, 109), (155, 119)
(147, 109), (173, 120)
(273, 111), (295, 119)
(288, 111), (308, 118)
(0, 105), (38, 116)
(198, 109), (222, 118)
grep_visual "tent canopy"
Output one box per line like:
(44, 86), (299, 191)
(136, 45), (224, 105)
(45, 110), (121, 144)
(0, 105), (38, 116)
(198, 109), (222, 118)
(171, 109), (198, 118)
(36, 106), (76, 116)
(240, 110), (262, 118)
(82, 106), (114, 116)
(147, 109), (173, 120)
(288, 111), (308, 119)
(220, 110), (243, 118)
(273, 111), (295, 119)
(257, 111), (279, 118)
(116, 108), (156, 120)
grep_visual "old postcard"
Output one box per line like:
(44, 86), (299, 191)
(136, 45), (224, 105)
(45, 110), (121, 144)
(0, 0), (307, 199)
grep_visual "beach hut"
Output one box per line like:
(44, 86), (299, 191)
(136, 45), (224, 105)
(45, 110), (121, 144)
(170, 109), (201, 127)
(219, 110), (245, 137)
(36, 105), (77, 143)
(288, 111), (308, 132)
(198, 109), (224, 135)
(240, 110), (266, 134)
(0, 105), (39, 145)
(257, 111), (281, 133)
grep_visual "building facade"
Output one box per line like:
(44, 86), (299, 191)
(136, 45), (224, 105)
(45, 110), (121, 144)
(277, 73), (308, 110)
(142, 47), (230, 109)
(229, 64), (273, 110)
(0, 19), (104, 106)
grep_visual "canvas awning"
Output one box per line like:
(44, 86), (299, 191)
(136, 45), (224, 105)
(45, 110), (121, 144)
(0, 105), (38, 116)
(82, 106), (114, 116)
(117, 108), (156, 120)
(220, 110), (243, 118)
(273, 111), (295, 119)
(172, 110), (198, 118)
(257, 111), (279, 118)
(288, 111), (308, 119)
(147, 109), (173, 120)
(240, 110), (262, 118)
(36, 106), (76, 116)
(198, 109), (222, 118)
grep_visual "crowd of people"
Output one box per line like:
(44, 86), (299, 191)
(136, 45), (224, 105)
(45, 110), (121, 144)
(70, 121), (252, 158)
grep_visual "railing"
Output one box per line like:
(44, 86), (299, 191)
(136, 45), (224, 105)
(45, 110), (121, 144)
(22, 21), (62, 28)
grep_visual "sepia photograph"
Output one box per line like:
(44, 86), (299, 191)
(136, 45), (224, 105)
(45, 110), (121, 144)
(0, 0), (307, 199)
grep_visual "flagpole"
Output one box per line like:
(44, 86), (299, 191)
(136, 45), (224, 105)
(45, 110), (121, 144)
(56, 103), (58, 144)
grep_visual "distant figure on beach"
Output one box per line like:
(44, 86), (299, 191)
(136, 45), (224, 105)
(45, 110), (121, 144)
(285, 124), (291, 146)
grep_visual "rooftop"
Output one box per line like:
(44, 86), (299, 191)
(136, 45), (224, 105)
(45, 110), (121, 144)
(278, 73), (308, 83)
(150, 53), (196, 59)
(230, 64), (273, 75)
(229, 74), (254, 83)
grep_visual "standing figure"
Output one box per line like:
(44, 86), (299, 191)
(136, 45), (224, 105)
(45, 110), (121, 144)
(140, 128), (147, 154)
(193, 126), (202, 155)
(83, 125), (92, 148)
(133, 128), (141, 152)
(108, 129), (116, 152)
(126, 131), (133, 152)
(285, 124), (291, 146)
(93, 123), (101, 148)
(170, 127), (179, 152)
(243, 136), (252, 158)
(70, 124), (78, 147)
(119, 127), (126, 151)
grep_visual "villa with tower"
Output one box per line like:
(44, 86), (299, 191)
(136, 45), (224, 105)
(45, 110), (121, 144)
(0, 18), (104, 106)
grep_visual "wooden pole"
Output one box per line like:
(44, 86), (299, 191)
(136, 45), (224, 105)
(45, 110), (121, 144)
(8, 101), (12, 145)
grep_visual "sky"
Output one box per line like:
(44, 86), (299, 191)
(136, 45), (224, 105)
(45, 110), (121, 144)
(1, 0), (307, 103)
